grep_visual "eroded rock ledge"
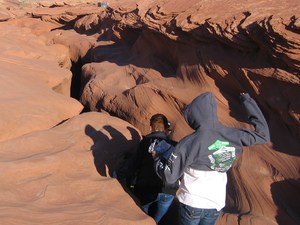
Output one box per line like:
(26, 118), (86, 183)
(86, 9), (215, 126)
(0, 0), (299, 225)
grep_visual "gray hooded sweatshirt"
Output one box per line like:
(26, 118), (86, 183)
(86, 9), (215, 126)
(156, 92), (270, 210)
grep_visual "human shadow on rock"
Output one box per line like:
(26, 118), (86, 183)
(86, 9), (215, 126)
(85, 124), (140, 178)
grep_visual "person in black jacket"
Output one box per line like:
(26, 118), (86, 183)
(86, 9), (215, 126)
(133, 113), (179, 224)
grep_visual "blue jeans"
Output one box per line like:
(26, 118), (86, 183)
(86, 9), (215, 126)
(179, 202), (220, 225)
(142, 193), (174, 223)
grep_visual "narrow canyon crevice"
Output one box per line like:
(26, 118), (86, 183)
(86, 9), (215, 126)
(70, 57), (83, 100)
(1, 1), (298, 225)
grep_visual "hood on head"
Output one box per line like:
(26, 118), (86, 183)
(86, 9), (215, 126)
(184, 92), (218, 130)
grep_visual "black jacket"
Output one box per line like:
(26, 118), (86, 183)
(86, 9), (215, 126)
(133, 131), (178, 204)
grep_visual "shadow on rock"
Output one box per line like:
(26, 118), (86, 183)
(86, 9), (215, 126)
(271, 178), (300, 225)
(84, 124), (140, 178)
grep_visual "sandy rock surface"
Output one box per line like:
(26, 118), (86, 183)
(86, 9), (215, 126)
(0, 0), (299, 225)
(0, 112), (152, 225)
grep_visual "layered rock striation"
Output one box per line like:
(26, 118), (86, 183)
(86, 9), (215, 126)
(0, 0), (299, 225)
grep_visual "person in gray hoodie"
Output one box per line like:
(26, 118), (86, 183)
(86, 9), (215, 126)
(154, 92), (270, 225)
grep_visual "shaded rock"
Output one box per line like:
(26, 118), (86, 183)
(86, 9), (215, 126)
(0, 0), (299, 225)
(0, 112), (154, 225)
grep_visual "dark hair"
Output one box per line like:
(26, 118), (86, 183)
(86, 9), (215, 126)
(150, 113), (170, 131)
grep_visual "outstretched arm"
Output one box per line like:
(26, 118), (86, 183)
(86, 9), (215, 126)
(239, 93), (271, 145)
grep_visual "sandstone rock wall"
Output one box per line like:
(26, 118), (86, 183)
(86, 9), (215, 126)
(0, 0), (299, 225)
